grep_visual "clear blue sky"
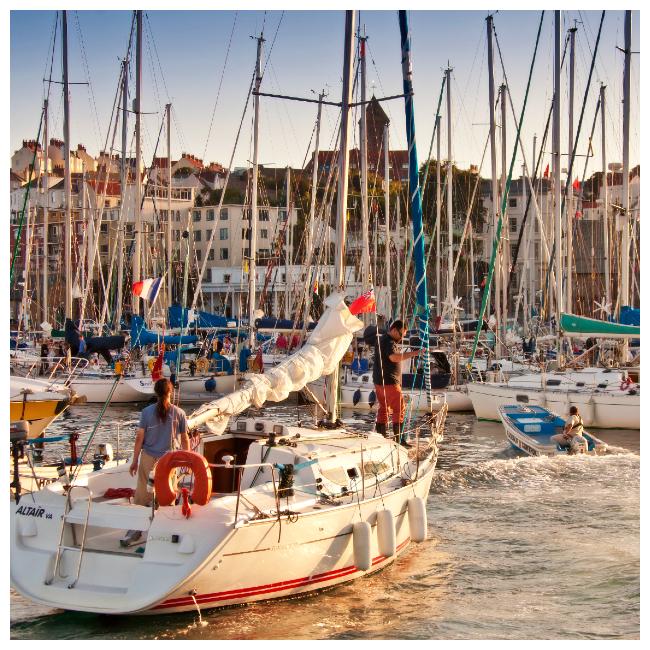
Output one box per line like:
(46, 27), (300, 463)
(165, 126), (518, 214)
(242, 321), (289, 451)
(10, 10), (640, 178)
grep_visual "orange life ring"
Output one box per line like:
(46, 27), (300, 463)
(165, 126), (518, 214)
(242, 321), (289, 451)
(154, 450), (212, 507)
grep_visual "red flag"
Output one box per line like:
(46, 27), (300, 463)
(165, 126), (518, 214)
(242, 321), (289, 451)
(255, 346), (264, 374)
(543, 164), (549, 178)
(572, 178), (581, 191)
(575, 210), (582, 219)
(349, 288), (377, 315)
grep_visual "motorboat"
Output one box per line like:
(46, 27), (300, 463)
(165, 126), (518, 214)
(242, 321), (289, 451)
(498, 404), (608, 457)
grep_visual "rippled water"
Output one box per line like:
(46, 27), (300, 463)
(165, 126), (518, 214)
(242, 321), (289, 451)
(10, 402), (640, 640)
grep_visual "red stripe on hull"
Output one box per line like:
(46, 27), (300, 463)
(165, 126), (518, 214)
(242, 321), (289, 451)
(153, 537), (411, 611)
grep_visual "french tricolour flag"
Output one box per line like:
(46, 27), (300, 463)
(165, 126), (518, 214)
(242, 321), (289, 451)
(132, 277), (162, 303)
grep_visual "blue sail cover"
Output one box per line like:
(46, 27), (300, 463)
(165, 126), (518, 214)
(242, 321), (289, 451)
(167, 305), (235, 329)
(619, 307), (640, 327)
(255, 317), (317, 331)
(130, 315), (198, 347)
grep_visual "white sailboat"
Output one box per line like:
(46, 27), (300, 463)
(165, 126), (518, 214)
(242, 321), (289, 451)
(10, 11), (447, 615)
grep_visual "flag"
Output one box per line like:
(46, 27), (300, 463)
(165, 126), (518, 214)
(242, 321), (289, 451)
(132, 277), (162, 303)
(313, 280), (319, 294)
(543, 164), (549, 178)
(572, 178), (581, 191)
(348, 288), (377, 315)
(151, 344), (165, 381)
(575, 210), (582, 219)
(255, 346), (264, 374)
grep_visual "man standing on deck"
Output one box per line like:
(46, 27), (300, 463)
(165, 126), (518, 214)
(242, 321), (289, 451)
(373, 320), (420, 446)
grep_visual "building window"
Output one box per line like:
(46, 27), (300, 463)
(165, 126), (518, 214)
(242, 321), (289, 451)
(260, 229), (268, 239)
(193, 209), (201, 222)
(242, 228), (250, 240)
(220, 228), (228, 240)
(220, 208), (228, 220)
(243, 208), (251, 220)
(220, 248), (229, 261)
(194, 230), (202, 242)
(206, 209), (215, 221)
(176, 210), (181, 221)
(278, 208), (288, 221)
(208, 249), (215, 261)
(100, 223), (108, 234)
(223, 272), (231, 282)
(100, 244), (109, 254)
(126, 224), (134, 234)
(509, 197), (517, 208)
(259, 209), (269, 222)
(259, 248), (270, 258)
(509, 217), (517, 233)
(196, 249), (202, 261)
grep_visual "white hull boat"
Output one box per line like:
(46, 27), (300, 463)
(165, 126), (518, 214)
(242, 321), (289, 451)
(498, 404), (608, 456)
(10, 294), (448, 615)
(467, 368), (640, 429)
(174, 374), (238, 404)
(69, 374), (155, 404)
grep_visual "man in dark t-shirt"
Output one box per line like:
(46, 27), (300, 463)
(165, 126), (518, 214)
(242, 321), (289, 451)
(373, 320), (420, 446)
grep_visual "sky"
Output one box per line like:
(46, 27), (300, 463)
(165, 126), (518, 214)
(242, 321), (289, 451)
(10, 9), (641, 181)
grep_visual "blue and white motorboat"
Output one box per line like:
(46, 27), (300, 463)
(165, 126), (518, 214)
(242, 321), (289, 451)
(498, 404), (608, 457)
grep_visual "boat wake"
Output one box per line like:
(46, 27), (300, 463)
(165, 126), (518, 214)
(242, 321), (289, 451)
(431, 450), (639, 494)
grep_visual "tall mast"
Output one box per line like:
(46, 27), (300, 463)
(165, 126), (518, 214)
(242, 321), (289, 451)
(486, 15), (500, 342)
(62, 10), (73, 320)
(115, 57), (128, 331)
(42, 98), (49, 324)
(553, 10), (563, 328)
(445, 65), (453, 316)
(359, 32), (371, 297)
(132, 10), (143, 316)
(499, 83), (508, 346)
(304, 91), (324, 326)
(248, 33), (264, 347)
(566, 23), (577, 314)
(620, 10), (631, 311)
(284, 165), (291, 317)
(398, 10), (432, 407)
(435, 114), (442, 317)
(600, 84), (610, 309)
(325, 9), (355, 423)
(383, 122), (391, 318)
(166, 102), (173, 309)
(531, 133), (537, 314)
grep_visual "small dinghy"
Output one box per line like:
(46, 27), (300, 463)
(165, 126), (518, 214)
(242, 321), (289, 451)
(498, 404), (608, 457)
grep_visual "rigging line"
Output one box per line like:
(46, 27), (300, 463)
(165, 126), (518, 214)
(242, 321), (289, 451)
(420, 74), (446, 197)
(72, 11), (103, 153)
(191, 67), (256, 309)
(43, 12), (59, 104)
(261, 11), (284, 79)
(468, 10), (545, 367)
(201, 11), (238, 162)
(543, 10), (606, 301)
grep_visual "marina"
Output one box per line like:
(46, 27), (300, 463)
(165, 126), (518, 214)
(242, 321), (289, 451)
(9, 7), (640, 641)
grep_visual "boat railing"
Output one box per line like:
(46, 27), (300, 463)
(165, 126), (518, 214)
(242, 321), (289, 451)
(10, 355), (89, 389)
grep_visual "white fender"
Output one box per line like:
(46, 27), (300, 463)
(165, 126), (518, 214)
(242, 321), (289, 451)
(352, 521), (372, 571)
(408, 496), (427, 542)
(178, 534), (195, 554)
(376, 509), (396, 557)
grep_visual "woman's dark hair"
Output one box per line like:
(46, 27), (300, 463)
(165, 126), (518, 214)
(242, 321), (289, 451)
(154, 378), (172, 421)
(390, 319), (405, 333)
(569, 406), (579, 415)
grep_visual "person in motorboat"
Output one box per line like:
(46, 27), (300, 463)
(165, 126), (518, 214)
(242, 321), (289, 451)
(550, 405), (588, 453)
(373, 319), (421, 447)
(122, 378), (190, 546)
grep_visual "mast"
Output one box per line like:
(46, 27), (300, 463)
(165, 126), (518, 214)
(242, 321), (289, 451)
(115, 57), (128, 331)
(553, 10), (563, 331)
(284, 165), (291, 317)
(499, 83), (508, 346)
(445, 65), (454, 317)
(531, 133), (537, 314)
(304, 91), (324, 327)
(486, 15), (500, 345)
(42, 98), (49, 324)
(383, 123), (391, 318)
(359, 33), (371, 297)
(398, 10), (431, 407)
(566, 24), (577, 314)
(600, 84), (610, 309)
(166, 102), (173, 309)
(248, 33), (264, 347)
(620, 10), (631, 311)
(435, 114), (442, 317)
(132, 10), (142, 316)
(469, 221), (476, 319)
(62, 10), (73, 320)
(325, 9), (355, 423)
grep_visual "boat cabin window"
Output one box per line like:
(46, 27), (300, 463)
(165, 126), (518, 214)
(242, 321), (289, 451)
(546, 379), (561, 386)
(516, 394), (529, 403)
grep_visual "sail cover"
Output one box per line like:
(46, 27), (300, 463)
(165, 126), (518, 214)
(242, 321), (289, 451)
(560, 312), (640, 338)
(130, 316), (199, 347)
(187, 294), (363, 433)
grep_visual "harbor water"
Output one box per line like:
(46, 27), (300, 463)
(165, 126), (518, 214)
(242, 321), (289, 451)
(10, 403), (640, 640)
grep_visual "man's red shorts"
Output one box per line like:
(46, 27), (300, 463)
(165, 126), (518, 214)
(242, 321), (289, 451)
(374, 383), (405, 425)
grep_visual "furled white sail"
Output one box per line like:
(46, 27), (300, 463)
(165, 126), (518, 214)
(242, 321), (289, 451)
(187, 294), (363, 433)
